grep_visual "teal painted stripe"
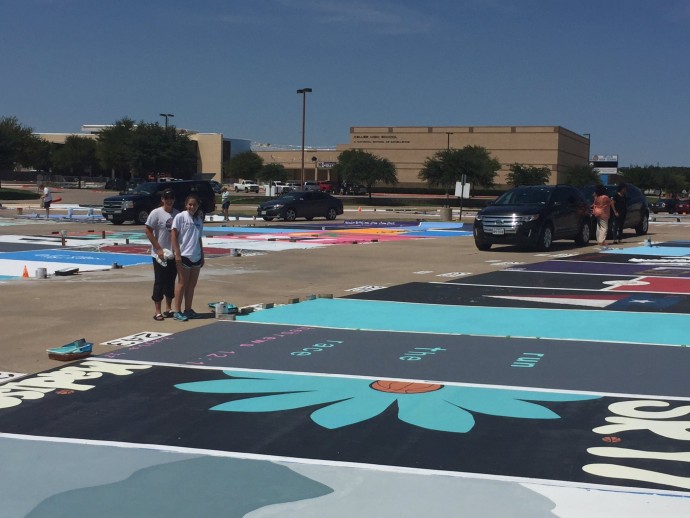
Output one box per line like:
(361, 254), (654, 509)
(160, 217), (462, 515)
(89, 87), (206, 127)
(238, 298), (690, 346)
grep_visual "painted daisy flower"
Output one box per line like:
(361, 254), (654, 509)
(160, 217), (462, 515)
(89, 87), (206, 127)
(176, 371), (600, 433)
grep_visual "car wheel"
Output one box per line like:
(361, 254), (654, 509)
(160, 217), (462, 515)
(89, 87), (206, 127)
(263, 217), (274, 221)
(285, 208), (297, 221)
(475, 241), (492, 251)
(136, 209), (149, 225)
(326, 208), (338, 220)
(234, 187), (239, 192)
(575, 220), (590, 246)
(635, 212), (649, 235)
(537, 224), (553, 251)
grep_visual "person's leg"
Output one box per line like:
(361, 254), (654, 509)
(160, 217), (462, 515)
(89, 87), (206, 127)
(163, 261), (177, 314)
(151, 259), (164, 315)
(183, 267), (201, 312)
(175, 265), (190, 313)
(597, 218), (608, 245)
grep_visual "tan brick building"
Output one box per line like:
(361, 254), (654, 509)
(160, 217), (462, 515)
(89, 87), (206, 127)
(255, 125), (590, 188)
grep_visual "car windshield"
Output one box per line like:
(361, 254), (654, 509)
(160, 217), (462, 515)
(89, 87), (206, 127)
(278, 193), (301, 202)
(494, 187), (552, 206)
(131, 182), (161, 195)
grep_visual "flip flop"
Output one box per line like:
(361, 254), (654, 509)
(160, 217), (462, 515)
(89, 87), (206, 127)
(162, 310), (174, 318)
(153, 314), (165, 321)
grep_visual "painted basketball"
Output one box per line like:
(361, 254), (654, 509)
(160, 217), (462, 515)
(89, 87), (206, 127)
(370, 380), (443, 394)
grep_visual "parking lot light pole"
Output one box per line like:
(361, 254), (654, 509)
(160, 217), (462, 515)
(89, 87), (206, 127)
(159, 113), (174, 129)
(296, 88), (312, 187)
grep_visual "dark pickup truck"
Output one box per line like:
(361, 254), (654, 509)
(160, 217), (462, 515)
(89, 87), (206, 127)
(101, 180), (216, 224)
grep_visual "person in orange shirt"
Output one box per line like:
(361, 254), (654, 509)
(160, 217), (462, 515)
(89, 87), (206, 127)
(593, 184), (612, 247)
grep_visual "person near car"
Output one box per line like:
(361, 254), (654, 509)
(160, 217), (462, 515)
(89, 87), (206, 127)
(611, 183), (627, 244)
(144, 188), (180, 321)
(171, 193), (205, 322)
(593, 184), (612, 247)
(221, 187), (231, 221)
(39, 183), (52, 219)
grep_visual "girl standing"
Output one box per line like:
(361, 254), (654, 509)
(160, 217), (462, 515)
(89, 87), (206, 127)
(144, 188), (179, 321)
(593, 184), (612, 247)
(221, 187), (230, 221)
(171, 193), (205, 321)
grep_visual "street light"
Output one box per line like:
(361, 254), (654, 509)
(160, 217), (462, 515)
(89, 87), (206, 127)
(159, 113), (174, 129)
(296, 88), (312, 187)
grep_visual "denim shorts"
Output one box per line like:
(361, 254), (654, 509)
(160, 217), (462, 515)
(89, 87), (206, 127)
(181, 256), (202, 269)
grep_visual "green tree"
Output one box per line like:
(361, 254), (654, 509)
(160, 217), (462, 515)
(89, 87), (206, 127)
(256, 162), (289, 183)
(52, 135), (99, 175)
(563, 164), (600, 187)
(0, 116), (47, 171)
(419, 145), (499, 196)
(335, 149), (397, 197)
(506, 163), (551, 186)
(224, 151), (263, 180)
(96, 118), (135, 177)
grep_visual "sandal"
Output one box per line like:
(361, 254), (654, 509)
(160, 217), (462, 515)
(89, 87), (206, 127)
(162, 310), (174, 318)
(153, 314), (165, 321)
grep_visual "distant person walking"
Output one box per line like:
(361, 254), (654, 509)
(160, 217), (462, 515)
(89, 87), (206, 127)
(611, 183), (627, 244)
(144, 188), (179, 321)
(171, 193), (205, 321)
(39, 183), (52, 219)
(593, 184), (612, 247)
(221, 186), (230, 221)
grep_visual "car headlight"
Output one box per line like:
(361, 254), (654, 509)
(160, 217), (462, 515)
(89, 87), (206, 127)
(475, 214), (483, 221)
(123, 201), (134, 209)
(515, 214), (539, 223)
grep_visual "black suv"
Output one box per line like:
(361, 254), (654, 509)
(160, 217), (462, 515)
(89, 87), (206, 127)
(580, 184), (649, 238)
(473, 185), (591, 251)
(102, 180), (216, 224)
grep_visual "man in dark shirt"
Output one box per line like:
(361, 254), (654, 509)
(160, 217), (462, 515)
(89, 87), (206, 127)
(611, 183), (627, 244)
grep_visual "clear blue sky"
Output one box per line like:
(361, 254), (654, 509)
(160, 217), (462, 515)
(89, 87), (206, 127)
(2, 0), (689, 166)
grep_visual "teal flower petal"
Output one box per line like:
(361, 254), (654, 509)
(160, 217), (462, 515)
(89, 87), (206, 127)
(211, 390), (349, 412)
(311, 392), (396, 429)
(444, 387), (600, 419)
(398, 395), (475, 433)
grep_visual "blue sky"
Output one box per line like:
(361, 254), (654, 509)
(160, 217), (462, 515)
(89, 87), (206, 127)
(1, 0), (689, 166)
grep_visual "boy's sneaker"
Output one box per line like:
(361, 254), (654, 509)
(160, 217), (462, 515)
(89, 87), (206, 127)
(184, 309), (199, 319)
(173, 312), (188, 322)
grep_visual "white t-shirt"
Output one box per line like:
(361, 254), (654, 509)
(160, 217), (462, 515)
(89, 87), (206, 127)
(42, 187), (52, 203)
(145, 206), (179, 258)
(172, 210), (203, 262)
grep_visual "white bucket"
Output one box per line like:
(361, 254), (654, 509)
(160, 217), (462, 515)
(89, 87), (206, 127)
(36, 268), (47, 279)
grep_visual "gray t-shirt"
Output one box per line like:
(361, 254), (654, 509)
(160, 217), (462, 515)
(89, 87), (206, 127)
(145, 207), (179, 258)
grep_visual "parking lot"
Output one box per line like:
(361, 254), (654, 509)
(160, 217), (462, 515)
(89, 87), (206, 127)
(2, 188), (690, 516)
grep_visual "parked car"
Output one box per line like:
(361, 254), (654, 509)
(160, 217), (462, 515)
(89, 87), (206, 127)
(303, 181), (320, 191)
(317, 180), (335, 192)
(473, 184), (591, 251)
(675, 198), (690, 215)
(650, 196), (679, 214)
(580, 184), (649, 237)
(257, 191), (344, 221)
(102, 180), (216, 225)
(284, 182), (300, 191)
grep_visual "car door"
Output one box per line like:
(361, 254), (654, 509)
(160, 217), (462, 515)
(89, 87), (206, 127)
(624, 185), (643, 228)
(550, 186), (579, 236)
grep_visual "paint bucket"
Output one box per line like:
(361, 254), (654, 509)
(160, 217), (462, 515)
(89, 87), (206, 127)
(215, 302), (228, 318)
(36, 268), (47, 279)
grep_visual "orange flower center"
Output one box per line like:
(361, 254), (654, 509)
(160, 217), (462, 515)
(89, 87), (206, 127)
(370, 380), (443, 394)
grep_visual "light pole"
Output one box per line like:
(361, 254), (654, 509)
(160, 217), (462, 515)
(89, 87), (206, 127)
(296, 88), (312, 187)
(159, 113), (174, 129)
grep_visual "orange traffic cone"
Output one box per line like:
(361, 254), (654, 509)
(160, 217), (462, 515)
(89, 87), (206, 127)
(22, 265), (29, 278)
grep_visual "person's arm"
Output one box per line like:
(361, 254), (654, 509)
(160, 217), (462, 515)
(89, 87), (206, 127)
(171, 227), (182, 264)
(144, 225), (165, 259)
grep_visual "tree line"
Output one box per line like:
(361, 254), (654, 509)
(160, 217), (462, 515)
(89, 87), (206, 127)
(0, 116), (197, 180)
(4, 114), (688, 193)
